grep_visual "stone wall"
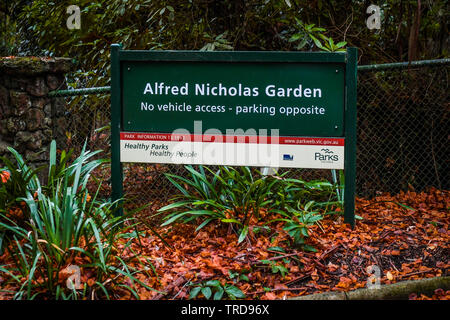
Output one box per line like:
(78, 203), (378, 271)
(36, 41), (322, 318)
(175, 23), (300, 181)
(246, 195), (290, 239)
(0, 57), (73, 171)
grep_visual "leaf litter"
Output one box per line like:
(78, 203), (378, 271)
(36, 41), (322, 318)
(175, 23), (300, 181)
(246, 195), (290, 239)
(0, 188), (448, 300)
(121, 188), (449, 300)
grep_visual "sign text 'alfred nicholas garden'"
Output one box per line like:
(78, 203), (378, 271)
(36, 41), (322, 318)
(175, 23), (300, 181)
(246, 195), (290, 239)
(110, 45), (358, 225)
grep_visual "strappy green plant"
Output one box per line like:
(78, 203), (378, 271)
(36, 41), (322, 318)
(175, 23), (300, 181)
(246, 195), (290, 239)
(159, 165), (347, 248)
(158, 165), (281, 243)
(0, 141), (159, 300)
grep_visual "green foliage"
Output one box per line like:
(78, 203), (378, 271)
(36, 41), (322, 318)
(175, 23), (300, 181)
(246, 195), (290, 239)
(0, 141), (156, 299)
(200, 31), (234, 52)
(159, 166), (343, 247)
(269, 177), (335, 210)
(257, 247), (299, 278)
(0, 159), (41, 215)
(258, 259), (289, 278)
(269, 203), (323, 248)
(289, 18), (346, 52)
(7, 0), (354, 88)
(3, 0), (446, 77)
(0, 148), (45, 251)
(189, 279), (245, 300)
(158, 165), (281, 243)
(0, 15), (18, 56)
(266, 177), (338, 248)
(228, 269), (249, 283)
(329, 170), (362, 220)
(331, 169), (345, 208)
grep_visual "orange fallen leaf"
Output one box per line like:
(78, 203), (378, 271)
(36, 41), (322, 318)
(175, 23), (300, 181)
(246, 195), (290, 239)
(87, 278), (96, 287)
(264, 292), (277, 299)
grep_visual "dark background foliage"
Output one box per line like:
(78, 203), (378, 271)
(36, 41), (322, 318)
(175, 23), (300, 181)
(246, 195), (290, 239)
(1, 0), (449, 86)
(0, 1), (448, 197)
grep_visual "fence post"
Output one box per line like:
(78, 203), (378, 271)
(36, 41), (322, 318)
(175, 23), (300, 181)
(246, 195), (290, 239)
(110, 44), (123, 216)
(344, 47), (358, 227)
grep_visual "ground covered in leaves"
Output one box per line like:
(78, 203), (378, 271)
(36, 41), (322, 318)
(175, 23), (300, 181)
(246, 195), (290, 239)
(0, 188), (448, 300)
(122, 188), (449, 300)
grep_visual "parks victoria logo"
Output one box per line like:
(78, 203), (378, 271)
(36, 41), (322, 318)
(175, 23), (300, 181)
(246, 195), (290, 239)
(315, 148), (339, 163)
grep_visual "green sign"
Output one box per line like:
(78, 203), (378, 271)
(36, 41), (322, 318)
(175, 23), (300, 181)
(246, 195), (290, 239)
(110, 46), (358, 227)
(121, 61), (345, 137)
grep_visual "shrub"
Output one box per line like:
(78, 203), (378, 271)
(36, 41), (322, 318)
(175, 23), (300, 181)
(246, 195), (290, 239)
(158, 165), (338, 247)
(267, 177), (338, 248)
(188, 280), (245, 300)
(157, 165), (282, 243)
(0, 141), (154, 299)
(0, 156), (42, 230)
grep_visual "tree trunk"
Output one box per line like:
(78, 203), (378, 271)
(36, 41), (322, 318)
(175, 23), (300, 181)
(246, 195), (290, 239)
(408, 0), (421, 61)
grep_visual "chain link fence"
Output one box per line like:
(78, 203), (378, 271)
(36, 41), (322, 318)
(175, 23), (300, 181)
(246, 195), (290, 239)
(50, 59), (449, 209)
(357, 61), (449, 197)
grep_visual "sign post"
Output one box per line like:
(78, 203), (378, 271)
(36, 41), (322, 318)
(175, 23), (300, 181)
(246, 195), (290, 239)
(110, 45), (357, 226)
(344, 48), (358, 227)
(111, 44), (123, 217)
